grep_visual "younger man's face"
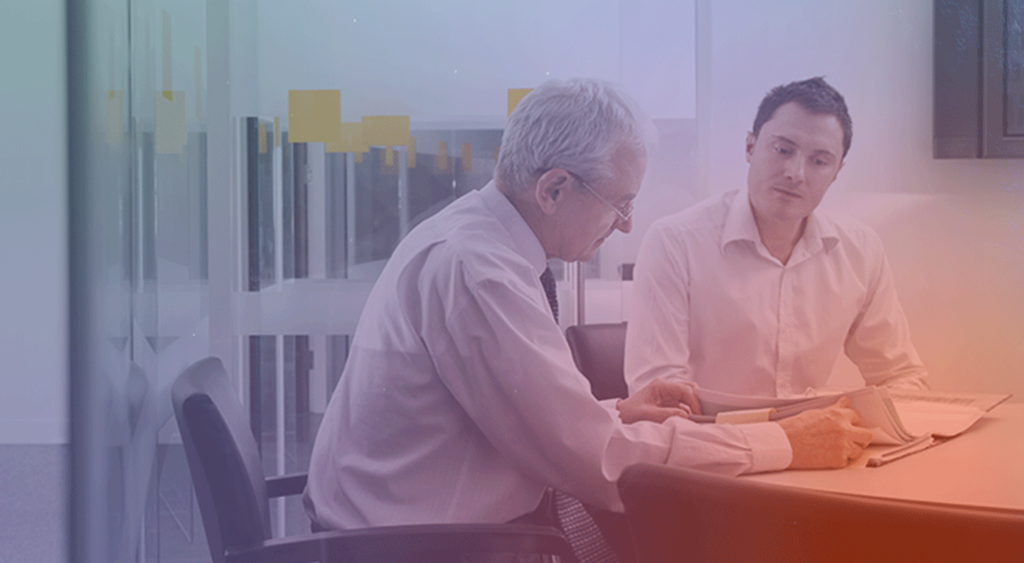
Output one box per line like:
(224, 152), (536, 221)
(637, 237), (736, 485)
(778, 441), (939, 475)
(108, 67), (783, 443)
(745, 101), (845, 226)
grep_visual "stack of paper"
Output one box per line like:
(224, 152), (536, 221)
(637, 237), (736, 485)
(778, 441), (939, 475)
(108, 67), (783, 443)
(691, 387), (1010, 466)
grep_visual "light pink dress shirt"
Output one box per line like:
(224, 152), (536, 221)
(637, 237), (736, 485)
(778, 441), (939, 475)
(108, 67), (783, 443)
(626, 189), (928, 398)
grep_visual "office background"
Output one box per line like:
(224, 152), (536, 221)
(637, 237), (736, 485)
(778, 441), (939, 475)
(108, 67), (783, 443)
(1, 1), (1021, 562)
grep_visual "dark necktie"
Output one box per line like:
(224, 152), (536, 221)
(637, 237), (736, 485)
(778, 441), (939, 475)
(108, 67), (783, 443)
(540, 266), (559, 323)
(540, 266), (619, 563)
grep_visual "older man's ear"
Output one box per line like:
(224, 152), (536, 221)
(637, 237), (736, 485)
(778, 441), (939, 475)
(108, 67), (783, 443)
(533, 169), (572, 216)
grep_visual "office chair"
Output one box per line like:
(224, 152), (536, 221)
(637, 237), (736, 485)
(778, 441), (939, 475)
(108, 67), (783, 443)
(617, 462), (1024, 563)
(565, 322), (629, 400)
(172, 356), (573, 563)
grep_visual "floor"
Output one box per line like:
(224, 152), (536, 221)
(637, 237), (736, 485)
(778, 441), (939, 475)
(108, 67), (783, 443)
(0, 445), (67, 563)
(0, 425), (317, 563)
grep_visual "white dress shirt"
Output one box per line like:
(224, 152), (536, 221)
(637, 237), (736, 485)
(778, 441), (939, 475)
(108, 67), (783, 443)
(626, 189), (928, 398)
(304, 182), (792, 531)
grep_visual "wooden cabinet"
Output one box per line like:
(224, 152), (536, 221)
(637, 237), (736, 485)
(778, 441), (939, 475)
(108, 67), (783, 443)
(934, 0), (1024, 158)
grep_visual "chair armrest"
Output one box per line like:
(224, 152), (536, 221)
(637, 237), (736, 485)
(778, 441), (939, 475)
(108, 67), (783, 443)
(224, 524), (572, 563)
(265, 473), (308, 498)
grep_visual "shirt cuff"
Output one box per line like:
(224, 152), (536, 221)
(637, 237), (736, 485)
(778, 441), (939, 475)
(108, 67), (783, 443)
(599, 397), (621, 420)
(736, 422), (792, 473)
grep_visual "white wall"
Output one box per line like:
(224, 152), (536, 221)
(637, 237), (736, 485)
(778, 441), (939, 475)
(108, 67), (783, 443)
(690, 0), (1024, 397)
(254, 0), (696, 123)
(0, 0), (68, 443)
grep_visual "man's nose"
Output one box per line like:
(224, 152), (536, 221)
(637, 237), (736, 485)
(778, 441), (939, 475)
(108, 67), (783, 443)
(784, 157), (805, 182)
(616, 215), (633, 234)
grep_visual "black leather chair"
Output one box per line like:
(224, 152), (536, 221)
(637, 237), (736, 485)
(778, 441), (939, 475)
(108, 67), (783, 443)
(617, 463), (1024, 563)
(565, 322), (629, 400)
(172, 356), (573, 563)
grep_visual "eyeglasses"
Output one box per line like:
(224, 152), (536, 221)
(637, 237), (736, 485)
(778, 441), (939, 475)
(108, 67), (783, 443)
(566, 172), (634, 223)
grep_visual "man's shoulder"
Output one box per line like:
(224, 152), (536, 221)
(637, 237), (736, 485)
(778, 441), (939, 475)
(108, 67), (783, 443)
(815, 210), (886, 253)
(650, 190), (736, 238)
(408, 202), (533, 287)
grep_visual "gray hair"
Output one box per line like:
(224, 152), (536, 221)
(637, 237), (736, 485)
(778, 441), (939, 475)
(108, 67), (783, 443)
(495, 78), (656, 194)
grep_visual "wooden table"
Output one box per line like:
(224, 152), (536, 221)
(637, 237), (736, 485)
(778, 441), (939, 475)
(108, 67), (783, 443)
(743, 403), (1024, 512)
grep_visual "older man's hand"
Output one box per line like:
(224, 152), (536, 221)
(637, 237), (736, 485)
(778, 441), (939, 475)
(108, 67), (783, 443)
(777, 396), (875, 468)
(616, 379), (702, 424)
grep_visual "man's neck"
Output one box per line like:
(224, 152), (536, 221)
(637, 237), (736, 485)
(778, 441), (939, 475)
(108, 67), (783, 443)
(752, 211), (807, 265)
(498, 182), (558, 259)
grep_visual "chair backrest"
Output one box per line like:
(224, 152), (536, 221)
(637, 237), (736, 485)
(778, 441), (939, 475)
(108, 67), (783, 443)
(618, 463), (1024, 563)
(171, 357), (272, 563)
(565, 322), (629, 400)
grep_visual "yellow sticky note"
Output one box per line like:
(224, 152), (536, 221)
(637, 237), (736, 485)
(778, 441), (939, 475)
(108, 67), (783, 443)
(106, 90), (123, 147)
(288, 90), (341, 143)
(155, 90), (186, 154)
(407, 136), (417, 168)
(436, 140), (448, 171)
(362, 115), (410, 147)
(326, 122), (368, 154)
(462, 143), (472, 172)
(508, 88), (533, 116)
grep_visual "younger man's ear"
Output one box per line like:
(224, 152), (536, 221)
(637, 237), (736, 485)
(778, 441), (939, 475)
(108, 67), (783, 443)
(745, 132), (757, 163)
(534, 169), (572, 215)
(827, 158), (846, 184)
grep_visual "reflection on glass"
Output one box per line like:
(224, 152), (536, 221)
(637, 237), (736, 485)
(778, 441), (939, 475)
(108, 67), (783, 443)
(71, 1), (699, 560)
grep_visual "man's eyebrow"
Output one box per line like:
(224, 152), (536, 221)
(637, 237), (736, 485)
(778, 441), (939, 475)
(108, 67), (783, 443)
(770, 135), (797, 146)
(770, 135), (838, 158)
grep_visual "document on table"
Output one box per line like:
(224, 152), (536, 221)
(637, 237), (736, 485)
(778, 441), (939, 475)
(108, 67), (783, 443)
(888, 390), (1008, 437)
(692, 386), (1011, 466)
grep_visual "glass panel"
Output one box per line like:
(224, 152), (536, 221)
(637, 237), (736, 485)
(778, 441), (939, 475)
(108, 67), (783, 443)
(134, 1), (212, 560)
(70, 0), (211, 560)
(68, 0), (134, 560)
(238, 0), (698, 536)
(71, 0), (699, 559)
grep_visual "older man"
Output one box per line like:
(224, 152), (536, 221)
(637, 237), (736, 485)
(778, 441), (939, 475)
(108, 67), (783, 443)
(304, 78), (872, 563)
(626, 77), (928, 399)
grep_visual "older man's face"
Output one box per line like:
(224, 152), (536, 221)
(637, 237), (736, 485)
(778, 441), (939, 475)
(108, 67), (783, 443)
(553, 147), (645, 263)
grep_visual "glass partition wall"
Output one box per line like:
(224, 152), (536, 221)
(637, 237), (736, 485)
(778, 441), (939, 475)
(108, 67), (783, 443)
(70, 2), (699, 561)
(71, 0), (213, 560)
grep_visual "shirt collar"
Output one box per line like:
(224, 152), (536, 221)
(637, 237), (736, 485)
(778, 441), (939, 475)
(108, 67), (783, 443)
(479, 181), (549, 275)
(721, 189), (839, 254)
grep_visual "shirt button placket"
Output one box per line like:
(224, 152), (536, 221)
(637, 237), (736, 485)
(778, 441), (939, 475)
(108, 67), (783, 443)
(776, 266), (793, 397)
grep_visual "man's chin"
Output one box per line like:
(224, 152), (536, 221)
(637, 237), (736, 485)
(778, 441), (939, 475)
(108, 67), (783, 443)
(579, 244), (602, 263)
(561, 239), (604, 263)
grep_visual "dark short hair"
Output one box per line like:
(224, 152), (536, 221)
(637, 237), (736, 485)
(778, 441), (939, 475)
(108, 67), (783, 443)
(752, 77), (852, 158)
